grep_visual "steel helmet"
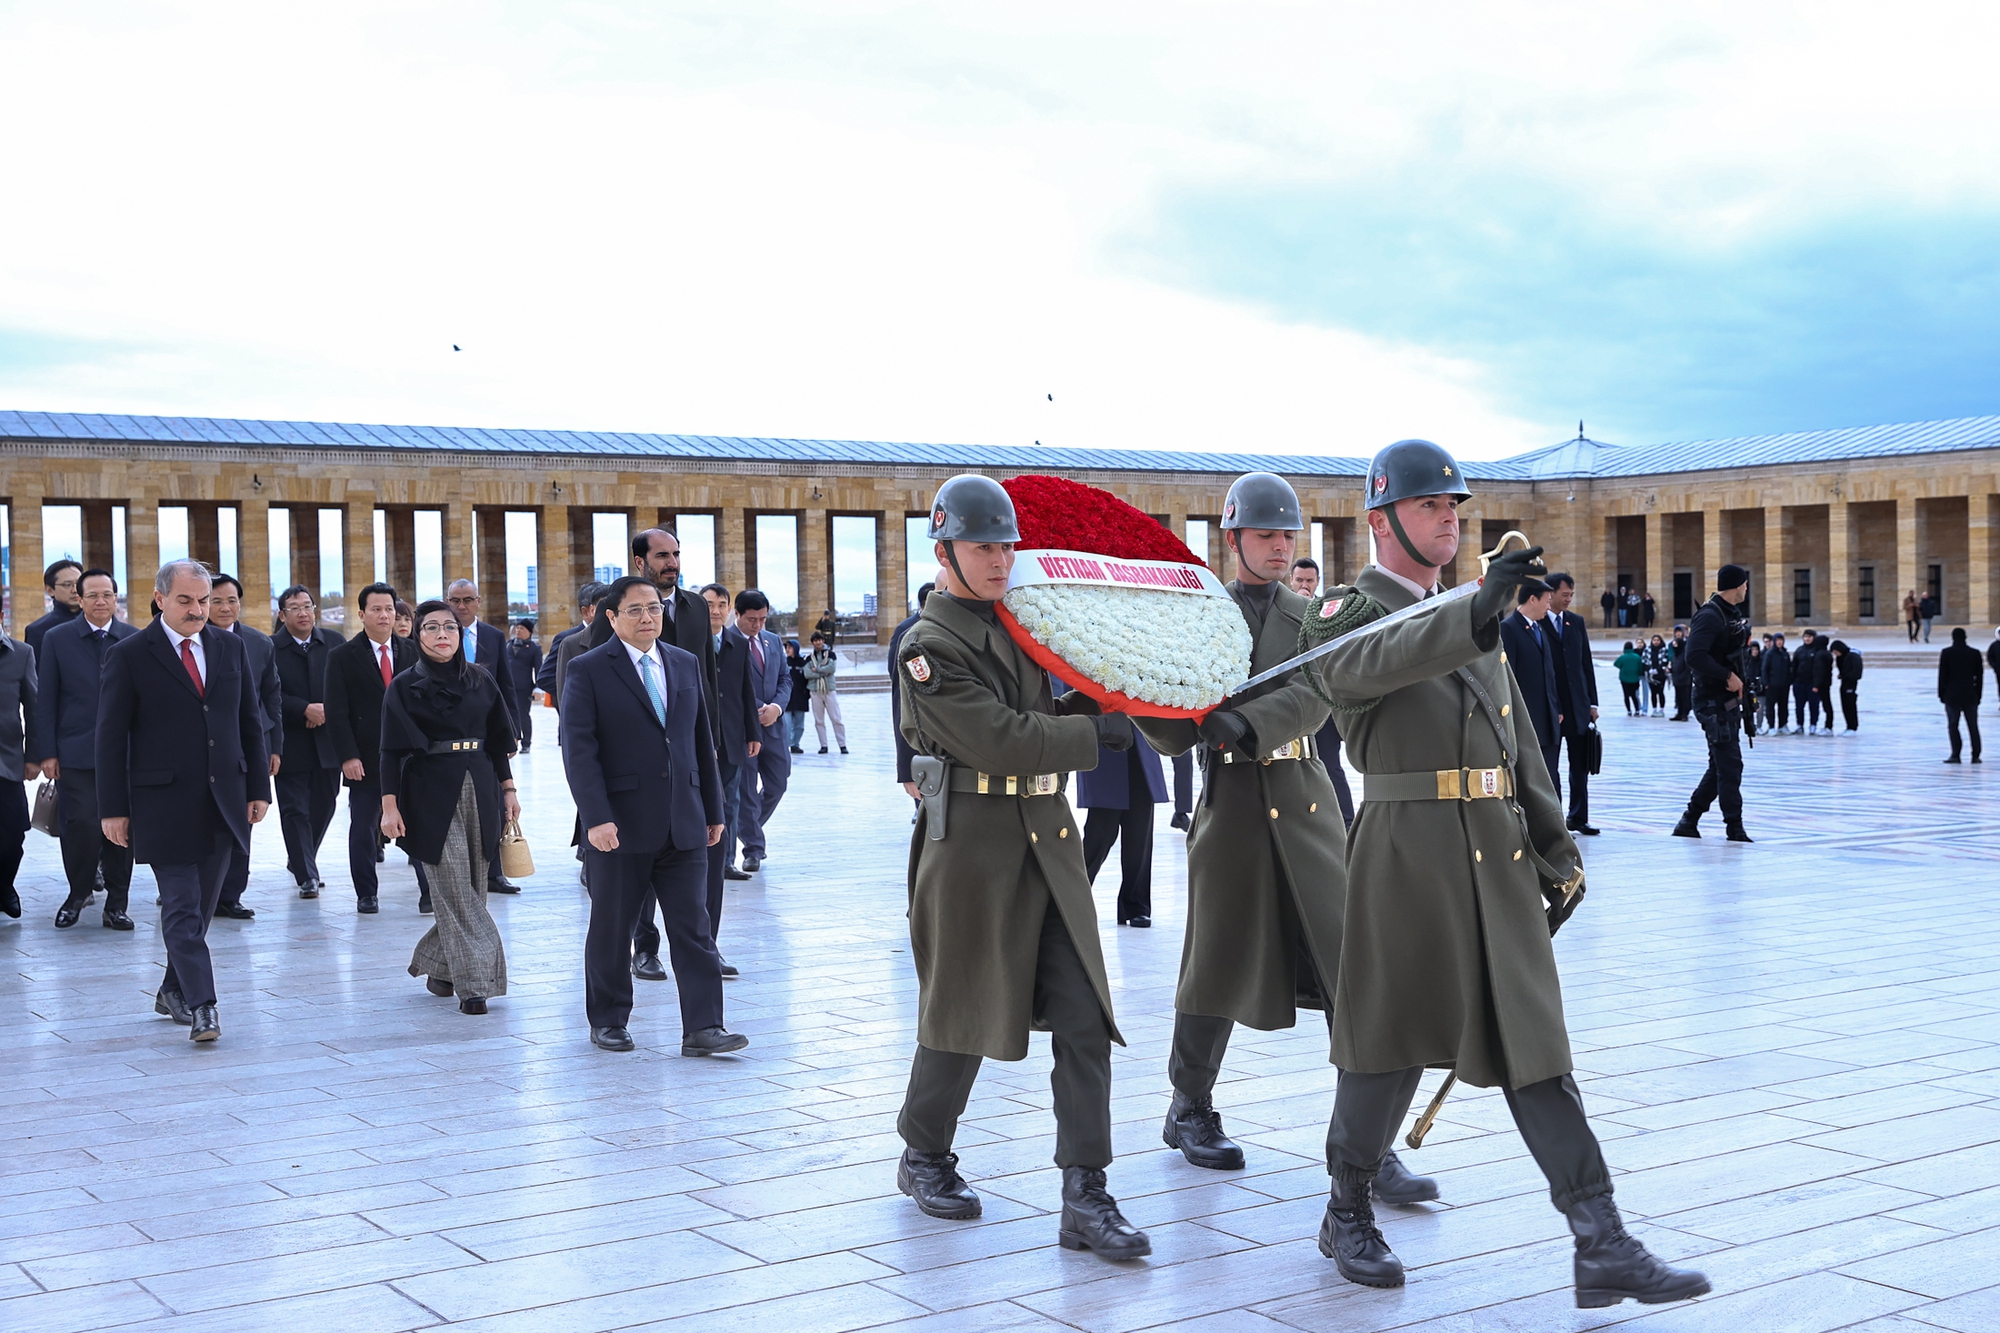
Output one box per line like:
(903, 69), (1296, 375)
(1221, 472), (1303, 530)
(926, 474), (1020, 543)
(1365, 439), (1473, 510)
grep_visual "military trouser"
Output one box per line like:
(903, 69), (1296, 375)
(1328, 1067), (1612, 1212)
(1171, 1006), (1345, 1155)
(898, 901), (1114, 1169)
(1686, 701), (1745, 819)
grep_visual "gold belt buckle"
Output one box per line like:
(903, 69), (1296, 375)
(977, 773), (990, 795)
(1027, 773), (1058, 796)
(1259, 737), (1306, 766)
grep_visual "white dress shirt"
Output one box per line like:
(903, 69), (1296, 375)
(167, 624), (207, 685)
(1375, 564), (1441, 602)
(621, 638), (668, 722)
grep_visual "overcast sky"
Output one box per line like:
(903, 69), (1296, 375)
(3, 2), (1995, 462)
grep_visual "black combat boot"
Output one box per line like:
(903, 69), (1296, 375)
(1372, 1148), (1439, 1204)
(1724, 820), (1754, 843)
(1162, 1092), (1245, 1170)
(1671, 811), (1701, 838)
(1058, 1167), (1151, 1259)
(1565, 1195), (1711, 1308)
(1318, 1164), (1404, 1287)
(896, 1149), (982, 1220)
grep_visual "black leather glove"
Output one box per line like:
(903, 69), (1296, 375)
(1470, 544), (1547, 625)
(1198, 709), (1251, 752)
(1053, 691), (1102, 717)
(1093, 713), (1134, 751)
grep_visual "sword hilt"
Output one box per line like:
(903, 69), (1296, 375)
(1477, 529), (1533, 579)
(1404, 1072), (1458, 1150)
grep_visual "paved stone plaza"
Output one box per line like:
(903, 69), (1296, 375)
(2, 659), (1997, 1332)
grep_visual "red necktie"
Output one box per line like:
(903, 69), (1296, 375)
(379, 643), (394, 687)
(179, 639), (204, 696)
(750, 636), (765, 671)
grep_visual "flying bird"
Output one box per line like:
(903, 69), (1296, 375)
(453, 344), (462, 352)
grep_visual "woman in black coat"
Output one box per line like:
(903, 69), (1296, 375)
(783, 637), (810, 754)
(380, 600), (520, 1014)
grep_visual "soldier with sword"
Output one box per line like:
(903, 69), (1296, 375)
(1273, 438), (1710, 1308)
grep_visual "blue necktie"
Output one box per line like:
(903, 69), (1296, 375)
(640, 654), (667, 726)
(464, 631), (475, 664)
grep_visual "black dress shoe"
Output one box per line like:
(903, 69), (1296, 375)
(1, 885), (20, 918)
(839, 746), (848, 754)
(1724, 820), (1754, 843)
(1671, 814), (1701, 838)
(1567, 821), (1600, 836)
(418, 892), (433, 915)
(1372, 1148), (1440, 1205)
(375, 847), (386, 863)
(215, 901), (255, 920)
(789, 745), (803, 754)
(591, 1025), (635, 1051)
(357, 895), (379, 914)
(818, 747), (828, 754)
(425, 977), (455, 997)
(741, 856), (760, 872)
(632, 952), (668, 981)
(1320, 1165), (1402, 1286)
(101, 909), (135, 931)
(719, 959), (739, 978)
(1162, 1092), (1245, 1170)
(155, 988), (193, 1025)
(1058, 1167), (1150, 1259)
(681, 1026), (749, 1056)
(189, 1005), (220, 1042)
(897, 1149), (982, 1219)
(54, 897), (86, 928)
(724, 867), (752, 881)
(459, 996), (487, 1015)
(1566, 1195), (1710, 1308)
(490, 878), (522, 894)
(1124, 915), (1151, 928)
(297, 880), (319, 899)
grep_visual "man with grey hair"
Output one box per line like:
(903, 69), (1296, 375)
(98, 560), (271, 1040)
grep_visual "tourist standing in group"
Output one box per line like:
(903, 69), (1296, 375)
(784, 638), (809, 753)
(33, 569), (137, 929)
(733, 589), (790, 875)
(505, 622), (541, 753)
(1641, 634), (1669, 716)
(272, 586), (344, 899)
(379, 600), (518, 1014)
(0, 617), (40, 922)
(1939, 628), (1984, 764)
(562, 575), (740, 1056)
(1641, 590), (1657, 628)
(892, 475), (1146, 1257)
(1674, 564), (1754, 842)
(25, 559), (83, 653)
(325, 583), (420, 915)
(1920, 592), (1940, 643)
(1790, 630), (1821, 734)
(1761, 632), (1792, 733)
(1903, 589), (1921, 642)
(1829, 640), (1862, 735)
(1667, 623), (1692, 720)
(804, 631), (847, 753)
(1615, 641), (1643, 715)
(1544, 574), (1600, 836)
(208, 574), (283, 921)
(98, 560), (271, 1042)
(1988, 628), (2000, 709)
(1599, 586), (1617, 627)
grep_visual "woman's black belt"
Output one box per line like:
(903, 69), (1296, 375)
(426, 738), (485, 754)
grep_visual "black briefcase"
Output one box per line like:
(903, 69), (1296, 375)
(1586, 725), (1603, 776)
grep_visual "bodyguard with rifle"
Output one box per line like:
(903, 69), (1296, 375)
(1297, 439), (1710, 1309)
(1673, 563), (1755, 842)
(1133, 471), (1436, 1207)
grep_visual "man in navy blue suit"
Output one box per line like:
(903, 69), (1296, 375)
(562, 575), (745, 1057)
(97, 561), (272, 1041)
(208, 573), (284, 918)
(1499, 578), (1565, 798)
(26, 559), (85, 654)
(272, 585), (345, 897)
(731, 589), (790, 875)
(1544, 574), (1601, 835)
(32, 568), (139, 929)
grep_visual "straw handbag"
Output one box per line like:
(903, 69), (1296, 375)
(498, 818), (534, 879)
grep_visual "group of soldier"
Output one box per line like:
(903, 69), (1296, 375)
(887, 440), (1713, 1309)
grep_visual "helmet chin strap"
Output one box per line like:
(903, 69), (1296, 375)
(1381, 504), (1443, 569)
(941, 541), (977, 599)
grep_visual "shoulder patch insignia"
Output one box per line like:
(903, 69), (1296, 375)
(905, 654), (932, 684)
(1319, 597), (1343, 619)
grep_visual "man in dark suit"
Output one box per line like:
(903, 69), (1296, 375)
(272, 584), (344, 898)
(505, 622), (542, 752)
(325, 583), (420, 913)
(587, 529), (718, 722)
(207, 573), (283, 919)
(561, 575), (744, 1057)
(31, 568), (138, 928)
(732, 588), (790, 873)
(25, 559), (83, 653)
(1544, 573), (1601, 835)
(535, 582), (603, 713)
(447, 578), (522, 893)
(98, 560), (272, 1041)
(1499, 578), (1564, 797)
(1940, 627), (1984, 763)
(1075, 723), (1168, 927)
(0, 625), (42, 921)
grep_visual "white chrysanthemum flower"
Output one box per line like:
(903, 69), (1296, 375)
(1003, 585), (1251, 710)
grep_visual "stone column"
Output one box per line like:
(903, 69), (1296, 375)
(1895, 494), (1918, 624)
(801, 508), (828, 630)
(875, 509), (905, 644)
(344, 500), (375, 623)
(1827, 500), (1852, 626)
(127, 491), (160, 626)
(537, 505), (570, 647)
(1701, 505), (1722, 593)
(385, 508), (417, 600)
(475, 508), (508, 609)
(1762, 505), (1787, 628)
(1970, 493), (1996, 627)
(1643, 512), (1668, 615)
(1450, 511), (1482, 590)
(9, 493), (44, 634)
(239, 497), (271, 624)
(188, 504), (222, 571)
(443, 498), (473, 589)
(1344, 514), (1369, 584)
(288, 508), (321, 609)
(718, 506), (746, 592)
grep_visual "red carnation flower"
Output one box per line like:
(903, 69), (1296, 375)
(1001, 475), (1206, 567)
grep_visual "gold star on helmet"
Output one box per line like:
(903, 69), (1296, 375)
(1443, 466), (1453, 476)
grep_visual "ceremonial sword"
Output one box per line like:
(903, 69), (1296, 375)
(1223, 530), (1533, 699)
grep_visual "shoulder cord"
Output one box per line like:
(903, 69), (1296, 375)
(1297, 588), (1386, 716)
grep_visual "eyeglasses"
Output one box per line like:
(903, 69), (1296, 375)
(446, 594), (480, 606)
(419, 621), (461, 636)
(618, 603), (666, 620)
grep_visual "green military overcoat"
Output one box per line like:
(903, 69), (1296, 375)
(1309, 566), (1582, 1090)
(1136, 582), (1348, 1037)
(896, 595), (1122, 1062)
